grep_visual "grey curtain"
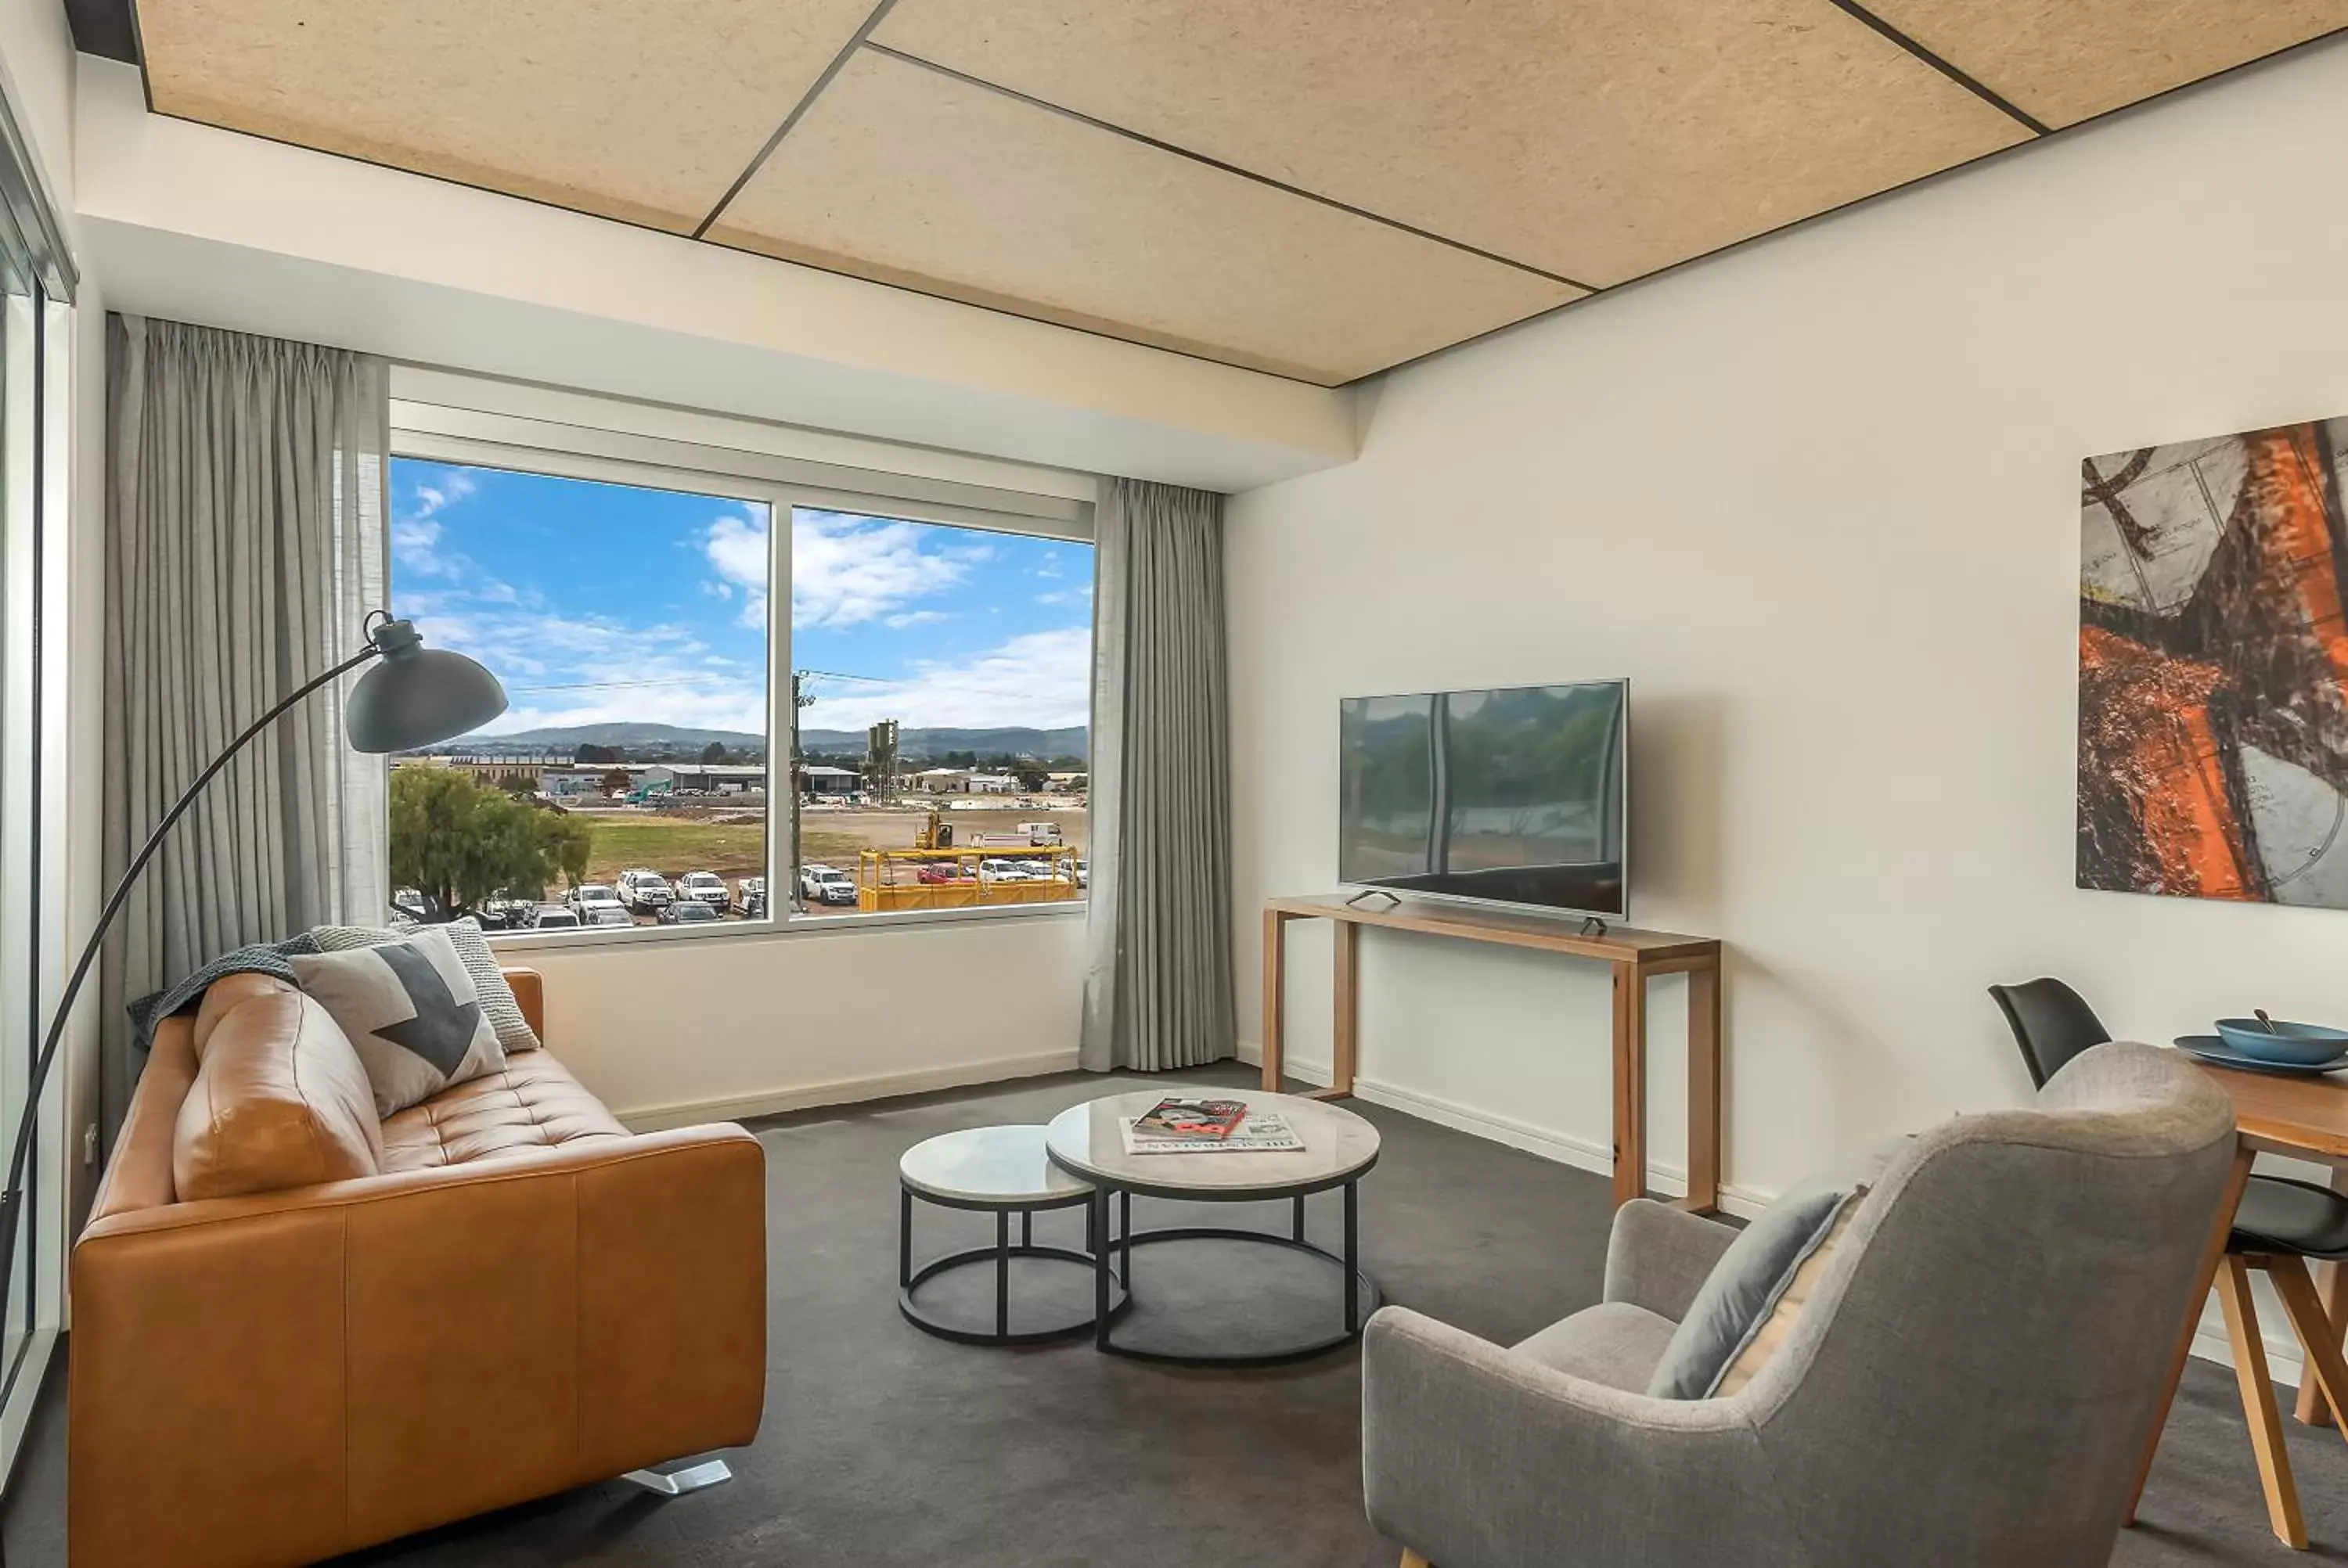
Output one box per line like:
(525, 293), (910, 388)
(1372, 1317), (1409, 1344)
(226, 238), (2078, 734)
(1079, 477), (1233, 1073)
(100, 315), (389, 1142)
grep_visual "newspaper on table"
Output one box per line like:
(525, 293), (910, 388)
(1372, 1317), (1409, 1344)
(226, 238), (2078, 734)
(1120, 1112), (1305, 1156)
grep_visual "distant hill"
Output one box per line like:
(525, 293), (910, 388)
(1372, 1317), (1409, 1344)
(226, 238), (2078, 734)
(465, 722), (767, 753)
(453, 721), (1086, 761)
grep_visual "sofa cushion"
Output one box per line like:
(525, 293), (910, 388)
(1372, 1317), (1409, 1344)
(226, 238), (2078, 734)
(290, 927), (507, 1117)
(379, 1050), (629, 1173)
(173, 976), (384, 1201)
(1513, 1301), (1679, 1394)
(312, 918), (542, 1055)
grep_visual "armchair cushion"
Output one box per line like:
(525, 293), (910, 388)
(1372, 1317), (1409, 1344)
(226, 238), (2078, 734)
(1511, 1301), (1676, 1392)
(1646, 1184), (1859, 1398)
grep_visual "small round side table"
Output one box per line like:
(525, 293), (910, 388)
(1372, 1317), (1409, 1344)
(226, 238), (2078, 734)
(898, 1124), (1126, 1346)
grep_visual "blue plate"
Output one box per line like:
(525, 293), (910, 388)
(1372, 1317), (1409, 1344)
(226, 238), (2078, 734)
(2177, 1034), (2348, 1076)
(2216, 1017), (2348, 1066)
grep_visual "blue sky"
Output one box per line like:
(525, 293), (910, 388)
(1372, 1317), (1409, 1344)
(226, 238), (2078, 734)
(390, 459), (1094, 739)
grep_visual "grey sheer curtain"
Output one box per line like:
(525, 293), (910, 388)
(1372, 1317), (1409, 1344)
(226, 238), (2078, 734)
(1079, 477), (1233, 1073)
(99, 315), (389, 1140)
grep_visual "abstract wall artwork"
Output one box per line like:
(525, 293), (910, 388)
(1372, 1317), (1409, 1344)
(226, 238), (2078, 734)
(2079, 419), (2348, 906)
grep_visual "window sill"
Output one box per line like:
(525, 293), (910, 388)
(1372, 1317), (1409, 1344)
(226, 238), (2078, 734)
(485, 897), (1087, 953)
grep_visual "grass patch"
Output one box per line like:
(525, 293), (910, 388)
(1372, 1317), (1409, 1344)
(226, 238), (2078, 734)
(582, 818), (768, 885)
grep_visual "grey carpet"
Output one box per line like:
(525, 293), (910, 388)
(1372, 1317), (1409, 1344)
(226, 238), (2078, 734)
(2, 1061), (2342, 1565)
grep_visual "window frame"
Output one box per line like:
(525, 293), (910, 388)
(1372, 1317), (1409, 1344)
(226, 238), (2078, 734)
(386, 413), (1095, 951)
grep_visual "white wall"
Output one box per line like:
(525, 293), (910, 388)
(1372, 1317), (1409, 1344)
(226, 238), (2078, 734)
(1227, 34), (2348, 1232)
(514, 912), (1088, 1126)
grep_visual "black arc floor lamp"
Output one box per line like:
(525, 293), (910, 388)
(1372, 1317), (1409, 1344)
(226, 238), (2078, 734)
(0, 610), (506, 1312)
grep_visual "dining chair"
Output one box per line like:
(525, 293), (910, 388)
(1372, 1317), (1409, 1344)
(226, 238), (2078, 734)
(1990, 977), (2348, 1548)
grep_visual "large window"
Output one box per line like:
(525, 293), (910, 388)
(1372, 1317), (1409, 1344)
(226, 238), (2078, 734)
(789, 507), (1092, 917)
(387, 459), (772, 932)
(384, 444), (1092, 935)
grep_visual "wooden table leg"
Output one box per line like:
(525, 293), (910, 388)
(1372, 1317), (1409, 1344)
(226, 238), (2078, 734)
(2220, 1255), (2307, 1548)
(1677, 960), (1722, 1215)
(1261, 908), (1288, 1091)
(1328, 919), (1359, 1099)
(2127, 1143), (2253, 1524)
(1610, 961), (1648, 1209)
(2297, 1167), (2348, 1426)
(2300, 1257), (2348, 1427)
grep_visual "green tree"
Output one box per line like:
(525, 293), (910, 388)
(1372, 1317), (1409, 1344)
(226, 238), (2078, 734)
(388, 768), (592, 919)
(600, 768), (632, 796)
(1014, 766), (1050, 792)
(701, 741), (729, 764)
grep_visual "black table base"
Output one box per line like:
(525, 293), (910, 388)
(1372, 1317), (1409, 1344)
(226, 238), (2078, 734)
(1089, 1181), (1381, 1368)
(898, 1185), (1129, 1347)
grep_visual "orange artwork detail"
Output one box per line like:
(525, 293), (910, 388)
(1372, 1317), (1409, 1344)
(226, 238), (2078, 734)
(2079, 420), (2348, 905)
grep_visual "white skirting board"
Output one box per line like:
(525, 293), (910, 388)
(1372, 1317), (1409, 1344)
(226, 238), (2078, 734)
(1233, 1041), (1771, 1220)
(615, 1048), (1080, 1131)
(1237, 1045), (2306, 1386)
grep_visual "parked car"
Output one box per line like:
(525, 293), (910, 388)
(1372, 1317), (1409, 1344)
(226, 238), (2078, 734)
(583, 905), (634, 928)
(529, 906), (580, 930)
(799, 865), (858, 906)
(1075, 858), (1089, 889)
(677, 870), (729, 908)
(617, 868), (674, 912)
(658, 899), (720, 924)
(390, 886), (438, 923)
(916, 861), (969, 885)
(1018, 821), (1064, 845)
(734, 876), (767, 918)
(980, 858), (1039, 882)
(567, 883), (625, 919)
(477, 894), (537, 930)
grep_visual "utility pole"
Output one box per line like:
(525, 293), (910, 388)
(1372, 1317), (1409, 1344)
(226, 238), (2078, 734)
(789, 672), (815, 911)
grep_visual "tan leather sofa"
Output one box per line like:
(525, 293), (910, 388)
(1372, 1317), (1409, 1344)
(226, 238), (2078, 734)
(70, 966), (766, 1568)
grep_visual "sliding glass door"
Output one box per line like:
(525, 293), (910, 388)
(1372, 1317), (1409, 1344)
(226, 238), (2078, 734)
(0, 75), (76, 1466)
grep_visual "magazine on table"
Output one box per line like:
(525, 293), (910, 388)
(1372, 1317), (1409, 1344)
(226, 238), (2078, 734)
(1132, 1097), (1249, 1140)
(1121, 1108), (1305, 1156)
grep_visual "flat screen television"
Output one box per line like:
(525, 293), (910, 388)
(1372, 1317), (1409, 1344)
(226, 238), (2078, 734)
(1338, 680), (1628, 919)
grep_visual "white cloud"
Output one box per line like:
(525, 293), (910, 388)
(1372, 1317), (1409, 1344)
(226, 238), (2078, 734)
(884, 610), (953, 629)
(790, 512), (972, 628)
(391, 471), (478, 579)
(704, 513), (768, 628)
(420, 602), (767, 739)
(798, 628), (1090, 732)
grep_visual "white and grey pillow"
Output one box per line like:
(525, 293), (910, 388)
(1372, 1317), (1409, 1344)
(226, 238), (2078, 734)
(312, 916), (542, 1055)
(290, 926), (507, 1117)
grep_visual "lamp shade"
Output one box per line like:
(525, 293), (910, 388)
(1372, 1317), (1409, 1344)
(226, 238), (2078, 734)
(344, 621), (508, 753)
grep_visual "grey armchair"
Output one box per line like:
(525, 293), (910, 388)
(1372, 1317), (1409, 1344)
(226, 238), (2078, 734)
(1362, 1041), (2236, 1568)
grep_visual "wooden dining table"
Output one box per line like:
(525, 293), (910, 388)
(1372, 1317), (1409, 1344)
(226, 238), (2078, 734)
(2130, 1060), (2348, 1535)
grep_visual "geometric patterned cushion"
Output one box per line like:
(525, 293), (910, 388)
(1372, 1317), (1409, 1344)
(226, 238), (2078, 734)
(311, 915), (543, 1056)
(378, 1050), (628, 1172)
(288, 926), (506, 1117)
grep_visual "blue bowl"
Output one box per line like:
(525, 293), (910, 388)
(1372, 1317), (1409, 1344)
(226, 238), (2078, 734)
(2215, 1018), (2348, 1066)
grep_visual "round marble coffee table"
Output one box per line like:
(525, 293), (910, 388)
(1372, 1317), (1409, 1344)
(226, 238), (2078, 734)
(897, 1124), (1128, 1346)
(1044, 1089), (1381, 1366)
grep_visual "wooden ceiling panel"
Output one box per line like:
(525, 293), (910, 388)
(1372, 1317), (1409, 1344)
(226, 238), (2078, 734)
(136, 0), (882, 233)
(870, 0), (2033, 288)
(1857, 0), (2348, 126)
(704, 52), (1581, 384)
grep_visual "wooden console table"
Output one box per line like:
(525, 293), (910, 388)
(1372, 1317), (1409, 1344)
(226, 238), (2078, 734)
(1260, 894), (1723, 1213)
